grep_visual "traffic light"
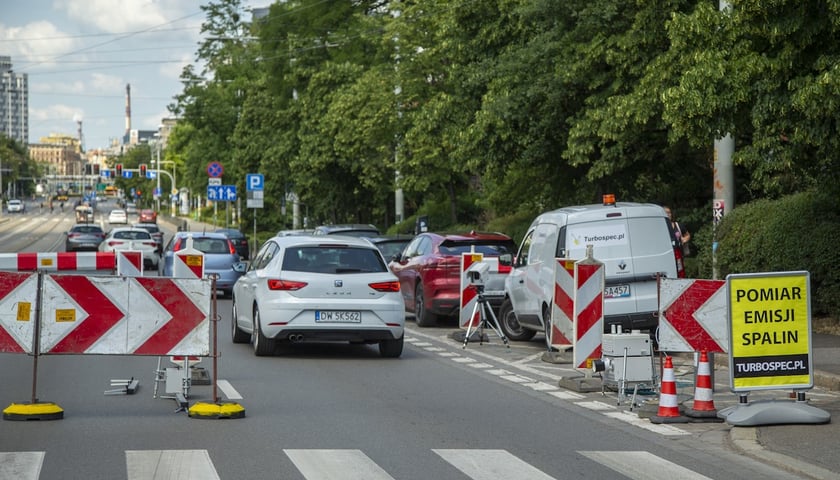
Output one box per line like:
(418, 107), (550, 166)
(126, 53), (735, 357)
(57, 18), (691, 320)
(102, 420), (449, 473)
(115, 164), (123, 177)
(140, 164), (147, 177)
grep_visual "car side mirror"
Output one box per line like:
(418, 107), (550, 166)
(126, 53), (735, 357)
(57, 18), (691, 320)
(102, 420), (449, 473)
(232, 262), (247, 273)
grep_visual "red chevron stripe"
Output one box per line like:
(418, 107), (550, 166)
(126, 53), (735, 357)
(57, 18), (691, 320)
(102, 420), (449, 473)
(48, 276), (124, 353)
(664, 280), (725, 353)
(133, 277), (206, 355)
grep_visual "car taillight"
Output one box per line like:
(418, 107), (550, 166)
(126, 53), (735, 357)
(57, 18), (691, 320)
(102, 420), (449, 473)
(143, 241), (157, 247)
(268, 279), (307, 290)
(107, 241), (121, 247)
(228, 240), (237, 255)
(369, 281), (400, 292)
(68, 233), (79, 238)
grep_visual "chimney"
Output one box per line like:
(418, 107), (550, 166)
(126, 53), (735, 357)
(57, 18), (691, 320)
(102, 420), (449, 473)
(125, 84), (131, 136)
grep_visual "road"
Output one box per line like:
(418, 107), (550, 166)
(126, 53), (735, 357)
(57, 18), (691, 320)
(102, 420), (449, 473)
(0, 200), (829, 479)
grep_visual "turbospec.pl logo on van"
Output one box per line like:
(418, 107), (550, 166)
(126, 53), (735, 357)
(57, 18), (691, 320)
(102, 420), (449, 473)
(569, 224), (629, 248)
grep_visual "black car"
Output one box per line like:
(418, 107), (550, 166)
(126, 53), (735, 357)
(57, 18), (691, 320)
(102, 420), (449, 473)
(216, 228), (250, 260)
(65, 224), (106, 252)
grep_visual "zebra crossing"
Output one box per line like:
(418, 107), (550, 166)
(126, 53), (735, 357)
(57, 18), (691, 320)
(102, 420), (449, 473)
(0, 448), (714, 480)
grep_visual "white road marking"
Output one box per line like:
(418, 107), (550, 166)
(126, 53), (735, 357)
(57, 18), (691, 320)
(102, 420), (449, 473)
(603, 411), (691, 436)
(285, 449), (394, 480)
(126, 450), (219, 480)
(216, 379), (242, 400)
(579, 451), (713, 480)
(0, 452), (44, 480)
(433, 449), (556, 480)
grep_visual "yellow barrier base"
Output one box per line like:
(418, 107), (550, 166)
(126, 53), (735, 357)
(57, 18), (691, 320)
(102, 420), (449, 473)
(3, 402), (64, 421)
(188, 401), (245, 419)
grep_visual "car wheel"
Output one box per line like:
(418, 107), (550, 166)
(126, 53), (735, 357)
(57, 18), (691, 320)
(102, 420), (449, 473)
(252, 307), (275, 356)
(498, 298), (536, 341)
(414, 283), (437, 327)
(231, 300), (249, 344)
(542, 303), (557, 351)
(379, 335), (404, 358)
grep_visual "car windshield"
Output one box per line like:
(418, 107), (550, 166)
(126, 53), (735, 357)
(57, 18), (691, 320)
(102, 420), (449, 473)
(113, 231), (150, 240)
(439, 240), (516, 256)
(282, 246), (385, 273)
(72, 226), (102, 233)
(190, 238), (231, 254)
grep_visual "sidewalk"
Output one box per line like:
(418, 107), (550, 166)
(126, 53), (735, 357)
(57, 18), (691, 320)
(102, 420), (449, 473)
(697, 333), (840, 478)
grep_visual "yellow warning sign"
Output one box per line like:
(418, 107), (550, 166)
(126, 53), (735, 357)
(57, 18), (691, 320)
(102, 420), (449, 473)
(16, 302), (31, 321)
(41, 258), (54, 267)
(186, 255), (203, 267)
(727, 271), (811, 391)
(55, 309), (76, 323)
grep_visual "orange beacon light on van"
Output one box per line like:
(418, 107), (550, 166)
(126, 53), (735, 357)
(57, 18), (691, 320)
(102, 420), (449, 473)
(602, 194), (616, 206)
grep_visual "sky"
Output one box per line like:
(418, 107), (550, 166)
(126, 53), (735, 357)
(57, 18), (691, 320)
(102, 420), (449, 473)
(0, 0), (262, 151)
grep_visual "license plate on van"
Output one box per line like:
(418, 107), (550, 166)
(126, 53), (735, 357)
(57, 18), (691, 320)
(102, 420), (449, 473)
(604, 284), (630, 298)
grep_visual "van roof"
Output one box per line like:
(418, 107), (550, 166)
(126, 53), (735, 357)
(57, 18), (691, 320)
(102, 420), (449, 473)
(533, 202), (666, 225)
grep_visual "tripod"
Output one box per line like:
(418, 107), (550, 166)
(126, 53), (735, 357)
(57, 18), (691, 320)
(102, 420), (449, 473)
(462, 284), (510, 349)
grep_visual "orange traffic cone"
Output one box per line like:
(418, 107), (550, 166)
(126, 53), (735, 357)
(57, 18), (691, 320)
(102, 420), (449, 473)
(650, 356), (688, 424)
(686, 350), (723, 422)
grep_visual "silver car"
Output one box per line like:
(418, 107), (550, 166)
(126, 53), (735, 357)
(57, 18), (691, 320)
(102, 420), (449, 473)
(231, 235), (404, 357)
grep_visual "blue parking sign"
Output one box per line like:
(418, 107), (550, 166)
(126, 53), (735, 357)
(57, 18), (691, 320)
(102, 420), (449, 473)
(246, 174), (264, 191)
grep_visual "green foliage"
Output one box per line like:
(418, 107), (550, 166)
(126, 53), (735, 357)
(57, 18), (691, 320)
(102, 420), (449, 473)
(165, 0), (840, 265)
(693, 190), (840, 317)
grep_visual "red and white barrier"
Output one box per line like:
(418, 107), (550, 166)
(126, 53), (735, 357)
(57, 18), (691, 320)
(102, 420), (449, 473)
(572, 258), (604, 369)
(549, 259), (575, 349)
(0, 252), (115, 272)
(40, 275), (211, 356)
(0, 272), (39, 354)
(173, 238), (205, 279)
(658, 278), (727, 353)
(459, 253), (483, 328)
(116, 251), (143, 277)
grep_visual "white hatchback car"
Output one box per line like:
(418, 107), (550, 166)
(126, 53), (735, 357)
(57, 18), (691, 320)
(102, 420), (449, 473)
(231, 235), (405, 357)
(100, 227), (160, 270)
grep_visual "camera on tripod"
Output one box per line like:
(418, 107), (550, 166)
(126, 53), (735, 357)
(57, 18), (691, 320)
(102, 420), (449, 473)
(467, 261), (491, 286)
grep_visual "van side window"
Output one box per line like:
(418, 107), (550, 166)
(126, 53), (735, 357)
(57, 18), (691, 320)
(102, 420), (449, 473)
(516, 230), (533, 266)
(556, 226), (567, 258)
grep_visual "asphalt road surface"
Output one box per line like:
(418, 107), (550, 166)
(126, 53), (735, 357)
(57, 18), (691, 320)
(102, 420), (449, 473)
(0, 204), (830, 479)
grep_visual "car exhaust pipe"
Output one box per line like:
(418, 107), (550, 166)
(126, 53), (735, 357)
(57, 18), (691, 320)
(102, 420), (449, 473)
(289, 334), (304, 343)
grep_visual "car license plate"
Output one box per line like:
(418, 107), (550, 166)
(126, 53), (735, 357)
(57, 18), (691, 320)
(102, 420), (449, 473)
(315, 311), (361, 323)
(604, 284), (630, 298)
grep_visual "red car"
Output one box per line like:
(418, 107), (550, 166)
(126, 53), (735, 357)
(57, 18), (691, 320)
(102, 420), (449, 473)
(139, 209), (157, 223)
(388, 231), (516, 326)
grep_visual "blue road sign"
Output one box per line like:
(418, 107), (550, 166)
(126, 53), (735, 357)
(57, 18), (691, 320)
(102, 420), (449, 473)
(207, 185), (237, 202)
(123, 171), (133, 178)
(101, 170), (111, 178)
(148, 171), (157, 179)
(246, 173), (264, 191)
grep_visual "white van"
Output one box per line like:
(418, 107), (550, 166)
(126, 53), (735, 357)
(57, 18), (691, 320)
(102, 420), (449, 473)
(499, 196), (684, 344)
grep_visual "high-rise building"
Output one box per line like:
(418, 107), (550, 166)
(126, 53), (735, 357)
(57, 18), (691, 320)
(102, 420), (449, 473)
(0, 56), (28, 144)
